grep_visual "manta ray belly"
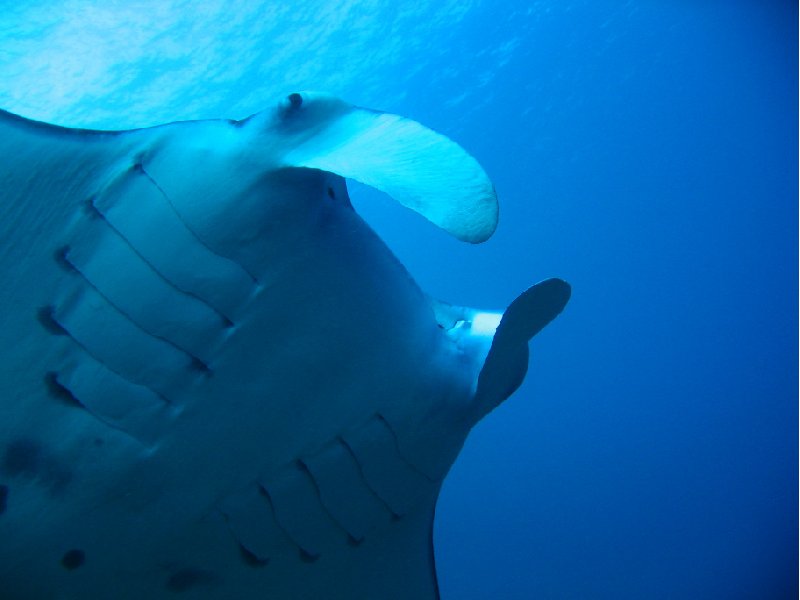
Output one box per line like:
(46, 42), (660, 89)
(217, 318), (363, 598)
(0, 95), (562, 600)
(0, 137), (465, 598)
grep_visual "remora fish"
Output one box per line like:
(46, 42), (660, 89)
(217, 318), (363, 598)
(0, 92), (569, 599)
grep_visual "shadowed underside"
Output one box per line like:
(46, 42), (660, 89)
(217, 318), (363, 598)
(0, 92), (569, 599)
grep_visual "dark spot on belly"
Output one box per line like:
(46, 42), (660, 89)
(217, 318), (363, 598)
(2, 438), (72, 494)
(165, 568), (217, 593)
(238, 543), (268, 568)
(0, 485), (8, 514)
(327, 186), (335, 200)
(3, 439), (41, 477)
(61, 549), (85, 570)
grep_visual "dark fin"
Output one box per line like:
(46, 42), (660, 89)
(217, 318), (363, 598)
(473, 278), (571, 418)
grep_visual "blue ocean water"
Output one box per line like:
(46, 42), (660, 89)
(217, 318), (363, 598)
(0, 1), (796, 598)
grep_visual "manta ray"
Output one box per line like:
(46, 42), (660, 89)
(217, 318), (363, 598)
(0, 92), (569, 599)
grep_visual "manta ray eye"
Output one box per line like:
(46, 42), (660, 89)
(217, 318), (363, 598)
(287, 93), (303, 109)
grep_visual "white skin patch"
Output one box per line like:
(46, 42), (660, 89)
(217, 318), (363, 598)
(470, 312), (502, 337)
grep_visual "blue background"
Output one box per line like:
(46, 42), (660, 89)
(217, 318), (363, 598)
(1, 1), (796, 597)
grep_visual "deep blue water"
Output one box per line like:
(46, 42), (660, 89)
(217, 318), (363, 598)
(1, 1), (796, 598)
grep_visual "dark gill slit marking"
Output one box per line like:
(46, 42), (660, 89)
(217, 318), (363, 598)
(335, 435), (400, 520)
(133, 163), (260, 284)
(62, 249), (213, 376)
(217, 509), (270, 568)
(294, 459), (353, 540)
(49, 308), (172, 406)
(43, 372), (83, 408)
(37, 306), (68, 335)
(257, 483), (320, 562)
(43, 372), (157, 446)
(238, 542), (268, 568)
(375, 413), (437, 483)
(87, 195), (236, 328)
